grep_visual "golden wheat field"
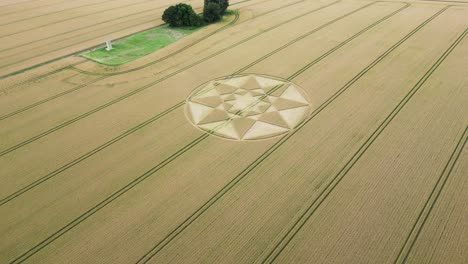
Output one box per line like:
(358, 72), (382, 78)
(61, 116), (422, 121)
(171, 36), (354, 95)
(0, 0), (467, 263)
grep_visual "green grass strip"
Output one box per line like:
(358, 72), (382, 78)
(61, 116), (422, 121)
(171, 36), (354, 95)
(81, 24), (201, 65)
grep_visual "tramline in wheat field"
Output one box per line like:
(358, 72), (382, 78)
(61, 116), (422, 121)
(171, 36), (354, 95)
(0, 0), (467, 263)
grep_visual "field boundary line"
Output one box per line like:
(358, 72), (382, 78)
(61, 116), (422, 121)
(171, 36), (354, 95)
(8, 2), (395, 262)
(0, 0), (341, 157)
(262, 22), (466, 264)
(0, 0), (388, 206)
(135, 5), (451, 263)
(395, 124), (468, 263)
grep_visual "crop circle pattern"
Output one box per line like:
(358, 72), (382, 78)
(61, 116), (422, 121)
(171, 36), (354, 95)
(185, 74), (312, 140)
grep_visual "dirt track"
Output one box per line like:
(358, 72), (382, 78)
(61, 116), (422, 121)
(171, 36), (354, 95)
(0, 0), (467, 263)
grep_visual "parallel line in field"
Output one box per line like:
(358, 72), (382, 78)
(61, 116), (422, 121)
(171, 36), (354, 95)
(0, 0), (387, 207)
(0, 0), (130, 27)
(8, 2), (383, 262)
(0, 0), (169, 39)
(0, 0), (340, 157)
(264, 21), (466, 264)
(395, 124), (468, 263)
(0, 101), (185, 206)
(136, 6), (450, 263)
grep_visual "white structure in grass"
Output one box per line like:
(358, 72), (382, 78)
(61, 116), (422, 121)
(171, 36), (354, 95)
(185, 74), (312, 141)
(105, 40), (113, 51)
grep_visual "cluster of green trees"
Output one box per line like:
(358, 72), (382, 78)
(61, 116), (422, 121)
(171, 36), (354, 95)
(162, 0), (229, 27)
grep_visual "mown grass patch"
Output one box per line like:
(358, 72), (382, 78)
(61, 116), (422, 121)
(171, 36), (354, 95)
(82, 25), (201, 66)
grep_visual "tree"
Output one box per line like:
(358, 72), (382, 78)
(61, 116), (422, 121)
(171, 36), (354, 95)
(162, 3), (203, 27)
(205, 0), (229, 14)
(188, 12), (204, 27)
(219, 0), (229, 14)
(203, 2), (222, 23)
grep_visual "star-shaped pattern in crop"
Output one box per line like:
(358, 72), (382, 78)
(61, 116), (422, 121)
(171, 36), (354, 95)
(185, 75), (311, 140)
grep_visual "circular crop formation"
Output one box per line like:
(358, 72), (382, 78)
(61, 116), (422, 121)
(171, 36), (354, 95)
(185, 74), (312, 140)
